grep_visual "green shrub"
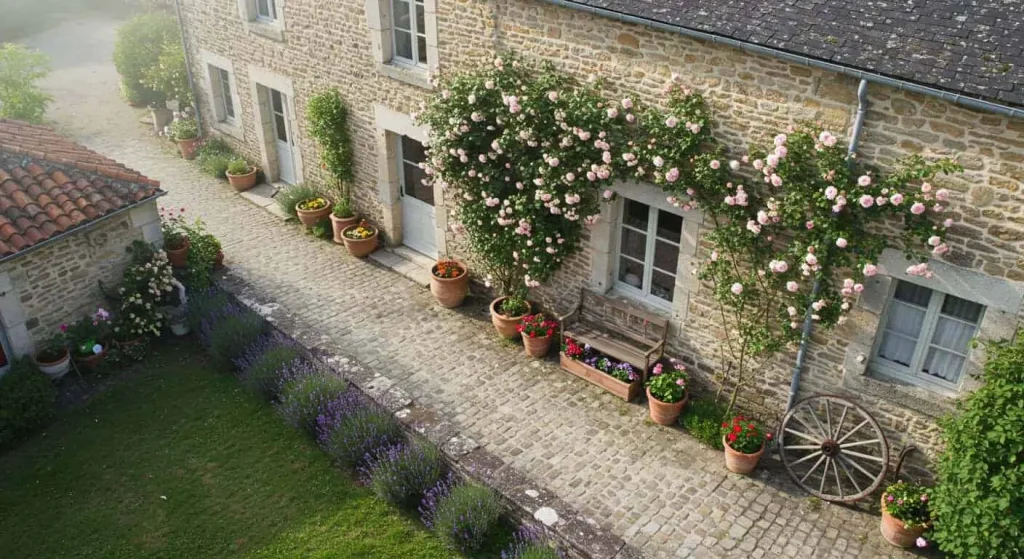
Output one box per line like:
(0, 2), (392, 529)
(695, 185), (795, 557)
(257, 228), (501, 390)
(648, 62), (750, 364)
(238, 343), (302, 400)
(185, 288), (231, 333)
(226, 158), (251, 176)
(278, 374), (348, 435)
(208, 310), (266, 367)
(516, 545), (562, 559)
(431, 484), (502, 552)
(0, 44), (52, 123)
(368, 441), (446, 508)
(931, 335), (1024, 559)
(333, 196), (354, 218)
(0, 359), (56, 448)
(113, 13), (178, 106)
(680, 397), (727, 450)
(320, 404), (404, 469)
(143, 40), (191, 106)
(276, 183), (325, 218)
(170, 116), (199, 141)
(198, 153), (233, 179)
(306, 88), (353, 184)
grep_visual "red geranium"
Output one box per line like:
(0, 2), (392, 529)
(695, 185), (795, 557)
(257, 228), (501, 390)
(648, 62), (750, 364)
(518, 314), (558, 338)
(721, 415), (770, 454)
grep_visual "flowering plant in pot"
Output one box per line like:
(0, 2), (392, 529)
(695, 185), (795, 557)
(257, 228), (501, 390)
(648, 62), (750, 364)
(880, 481), (931, 548)
(160, 206), (190, 267)
(63, 307), (112, 370)
(560, 337), (642, 400)
(517, 314), (557, 358)
(329, 196), (358, 244)
(720, 416), (771, 474)
(341, 221), (379, 257)
(430, 258), (469, 308)
(490, 294), (530, 339)
(645, 359), (688, 425)
(295, 196), (333, 228)
(169, 114), (200, 160)
(33, 335), (71, 380)
(225, 158), (257, 192)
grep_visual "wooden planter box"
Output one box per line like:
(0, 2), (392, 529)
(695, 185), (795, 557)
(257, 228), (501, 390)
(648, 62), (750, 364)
(559, 352), (641, 402)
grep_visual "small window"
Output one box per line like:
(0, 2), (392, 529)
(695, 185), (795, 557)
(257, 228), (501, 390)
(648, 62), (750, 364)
(615, 198), (681, 306)
(872, 280), (984, 390)
(208, 65), (235, 124)
(256, 0), (276, 21)
(390, 0), (427, 66)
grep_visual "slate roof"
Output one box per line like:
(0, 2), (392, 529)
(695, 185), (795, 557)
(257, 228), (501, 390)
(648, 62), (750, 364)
(0, 119), (163, 261)
(561, 0), (1024, 108)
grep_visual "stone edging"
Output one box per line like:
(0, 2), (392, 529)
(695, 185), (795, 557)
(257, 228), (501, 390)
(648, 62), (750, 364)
(217, 272), (644, 559)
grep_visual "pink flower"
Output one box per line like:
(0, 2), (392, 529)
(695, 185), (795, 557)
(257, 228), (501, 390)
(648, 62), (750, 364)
(933, 243), (950, 255)
(854, 283), (865, 293)
(921, 182), (932, 193)
(890, 192), (904, 205)
(626, 114), (636, 123)
(746, 220), (761, 235)
(859, 194), (874, 208)
(752, 159), (764, 170)
(602, 190), (613, 200)
(652, 155), (665, 168)
(606, 108), (618, 119)
(730, 283), (744, 295)
(757, 210), (769, 225)
(936, 188), (950, 201)
(621, 98), (633, 109)
(943, 218), (954, 228)
(928, 235), (942, 247)
(548, 91), (558, 102)
(911, 202), (926, 215)
(766, 154), (780, 168)
(676, 379), (686, 387)
(652, 363), (663, 376)
(771, 174), (783, 187)
(805, 253), (818, 266)
(774, 133), (787, 146)
(709, 160), (721, 170)
(548, 157), (560, 167)
(665, 116), (678, 128)
(857, 175), (872, 187)
(863, 263), (877, 276)
(786, 281), (799, 292)
(916, 537), (927, 549)
(836, 237), (848, 248)
(805, 221), (815, 230)
(665, 168), (680, 183)
(824, 186), (838, 200)
(729, 160), (740, 171)
(59, 324), (68, 332)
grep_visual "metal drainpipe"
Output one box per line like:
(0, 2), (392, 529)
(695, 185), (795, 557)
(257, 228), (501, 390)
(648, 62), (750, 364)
(172, 0), (203, 136)
(785, 79), (870, 412)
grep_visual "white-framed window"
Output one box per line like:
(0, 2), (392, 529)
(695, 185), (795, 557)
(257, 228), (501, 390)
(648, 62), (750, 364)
(871, 280), (985, 391)
(390, 0), (427, 66)
(614, 198), (682, 307)
(256, 0), (276, 21)
(208, 65), (236, 124)
(397, 135), (431, 204)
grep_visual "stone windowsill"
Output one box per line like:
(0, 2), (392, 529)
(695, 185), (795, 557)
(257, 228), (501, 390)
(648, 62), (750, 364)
(211, 119), (243, 140)
(248, 20), (285, 42)
(377, 62), (433, 90)
(840, 368), (960, 419)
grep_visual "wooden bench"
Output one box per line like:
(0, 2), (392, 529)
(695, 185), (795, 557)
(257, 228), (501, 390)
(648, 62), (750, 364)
(558, 288), (668, 383)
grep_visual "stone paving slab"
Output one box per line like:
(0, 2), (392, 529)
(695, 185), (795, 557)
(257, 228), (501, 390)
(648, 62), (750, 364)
(26, 16), (919, 559)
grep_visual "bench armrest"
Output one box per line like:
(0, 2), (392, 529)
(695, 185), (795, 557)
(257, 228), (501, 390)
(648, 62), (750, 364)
(558, 291), (584, 323)
(644, 340), (665, 359)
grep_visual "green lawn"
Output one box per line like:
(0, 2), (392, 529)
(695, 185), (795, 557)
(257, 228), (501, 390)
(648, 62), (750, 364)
(0, 346), (459, 558)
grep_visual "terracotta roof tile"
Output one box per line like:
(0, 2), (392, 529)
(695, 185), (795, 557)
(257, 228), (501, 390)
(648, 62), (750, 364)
(0, 119), (165, 259)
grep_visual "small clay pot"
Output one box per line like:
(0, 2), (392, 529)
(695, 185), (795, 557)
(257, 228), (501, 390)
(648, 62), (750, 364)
(296, 201), (333, 228)
(341, 225), (379, 257)
(75, 348), (108, 371)
(165, 238), (190, 268)
(521, 333), (553, 358)
(647, 388), (688, 425)
(330, 213), (359, 244)
(430, 263), (469, 308)
(226, 168), (257, 192)
(880, 495), (928, 547)
(34, 348), (71, 380)
(722, 436), (765, 475)
(490, 297), (531, 339)
(177, 137), (201, 160)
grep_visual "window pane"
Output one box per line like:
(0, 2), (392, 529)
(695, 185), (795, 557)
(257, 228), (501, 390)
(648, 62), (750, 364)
(400, 136), (426, 163)
(270, 90), (283, 113)
(930, 316), (976, 354)
(417, 35), (427, 65)
(893, 281), (932, 307)
(653, 239), (679, 274)
(878, 302), (925, 367)
(623, 199), (649, 229)
(274, 114), (288, 142)
(257, 0), (269, 16)
(392, 0), (411, 31)
(656, 210), (682, 242)
(618, 257), (644, 289)
(403, 162), (432, 205)
(393, 29), (413, 60)
(922, 348), (965, 382)
(940, 295), (983, 323)
(219, 70), (234, 119)
(651, 270), (675, 303)
(619, 227), (646, 261)
(415, 2), (425, 34)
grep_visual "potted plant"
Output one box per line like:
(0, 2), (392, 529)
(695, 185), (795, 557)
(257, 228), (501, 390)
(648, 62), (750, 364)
(225, 158), (257, 192)
(329, 196), (359, 244)
(169, 115), (201, 160)
(295, 196), (333, 228)
(721, 416), (771, 474)
(64, 307), (112, 370)
(490, 294), (531, 339)
(341, 221), (378, 257)
(430, 259), (469, 308)
(559, 336), (641, 401)
(160, 206), (190, 267)
(33, 336), (71, 380)
(645, 360), (689, 425)
(880, 481), (930, 548)
(112, 317), (145, 348)
(518, 314), (557, 358)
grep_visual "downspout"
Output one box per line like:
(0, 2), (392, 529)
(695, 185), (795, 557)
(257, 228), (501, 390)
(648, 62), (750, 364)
(785, 79), (870, 412)
(172, 0), (203, 136)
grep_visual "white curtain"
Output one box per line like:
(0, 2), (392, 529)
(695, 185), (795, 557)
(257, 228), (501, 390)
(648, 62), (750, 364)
(878, 302), (924, 366)
(922, 314), (978, 381)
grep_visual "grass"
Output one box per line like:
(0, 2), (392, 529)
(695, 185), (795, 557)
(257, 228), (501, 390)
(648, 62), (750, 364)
(679, 396), (728, 450)
(0, 345), (460, 558)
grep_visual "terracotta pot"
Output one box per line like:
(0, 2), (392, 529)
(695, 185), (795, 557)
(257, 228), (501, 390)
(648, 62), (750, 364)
(177, 137), (201, 160)
(226, 168), (257, 192)
(330, 213), (359, 244)
(559, 352), (641, 401)
(341, 225), (378, 257)
(165, 238), (190, 268)
(522, 333), (553, 358)
(170, 320), (190, 336)
(34, 348), (71, 380)
(880, 495), (927, 547)
(430, 263), (469, 308)
(295, 201), (333, 228)
(214, 250), (224, 269)
(75, 348), (108, 371)
(115, 337), (144, 349)
(722, 436), (765, 474)
(647, 387), (688, 425)
(490, 297), (531, 339)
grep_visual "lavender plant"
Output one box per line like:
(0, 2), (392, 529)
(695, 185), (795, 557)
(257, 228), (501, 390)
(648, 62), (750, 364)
(206, 307), (266, 366)
(419, 472), (458, 528)
(430, 483), (502, 552)
(501, 525), (564, 559)
(186, 287), (231, 334)
(365, 441), (446, 508)
(233, 335), (302, 399)
(278, 373), (348, 435)
(319, 401), (404, 469)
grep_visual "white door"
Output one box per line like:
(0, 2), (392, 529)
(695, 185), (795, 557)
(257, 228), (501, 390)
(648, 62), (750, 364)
(270, 88), (296, 184)
(397, 135), (436, 257)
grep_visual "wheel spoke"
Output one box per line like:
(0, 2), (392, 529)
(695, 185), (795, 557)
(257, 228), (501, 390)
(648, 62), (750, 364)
(784, 428), (822, 444)
(800, 454), (827, 483)
(832, 404), (849, 440)
(792, 414), (827, 441)
(831, 457), (843, 499)
(836, 419), (870, 445)
(840, 453), (876, 480)
(783, 445), (820, 450)
(839, 438), (882, 450)
(836, 454), (863, 495)
(819, 457), (831, 494)
(791, 450), (823, 467)
(807, 407), (831, 441)
(842, 449), (885, 463)
(824, 399), (832, 441)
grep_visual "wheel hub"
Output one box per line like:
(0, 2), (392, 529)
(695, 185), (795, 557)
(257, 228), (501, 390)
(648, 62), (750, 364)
(821, 439), (840, 458)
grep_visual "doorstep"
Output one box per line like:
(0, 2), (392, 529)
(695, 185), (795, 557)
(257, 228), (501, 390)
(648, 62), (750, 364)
(239, 183), (290, 220)
(369, 246), (434, 288)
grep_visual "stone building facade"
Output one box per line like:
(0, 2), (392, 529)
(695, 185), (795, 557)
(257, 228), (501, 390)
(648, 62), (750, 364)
(176, 0), (1024, 462)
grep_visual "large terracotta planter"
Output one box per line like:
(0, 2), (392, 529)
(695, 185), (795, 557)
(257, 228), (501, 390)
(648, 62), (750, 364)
(177, 137), (201, 160)
(880, 495), (927, 548)
(723, 437), (765, 474)
(75, 348), (107, 371)
(341, 225), (379, 257)
(522, 333), (553, 358)
(214, 250), (224, 269)
(560, 352), (641, 401)
(226, 168), (257, 192)
(165, 238), (190, 268)
(330, 213), (359, 244)
(430, 263), (469, 308)
(34, 348), (71, 380)
(647, 387), (688, 425)
(490, 297), (531, 338)
(296, 201), (333, 228)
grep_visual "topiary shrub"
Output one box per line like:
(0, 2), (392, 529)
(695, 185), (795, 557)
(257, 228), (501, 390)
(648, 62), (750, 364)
(206, 307), (266, 367)
(930, 335), (1024, 559)
(366, 441), (446, 508)
(318, 398), (404, 469)
(427, 483), (502, 552)
(278, 373), (348, 435)
(0, 359), (57, 448)
(112, 13), (178, 107)
(680, 397), (727, 450)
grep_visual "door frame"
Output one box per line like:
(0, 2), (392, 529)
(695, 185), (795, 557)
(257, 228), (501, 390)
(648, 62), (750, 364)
(396, 135), (437, 257)
(268, 88), (297, 184)
(249, 67), (304, 184)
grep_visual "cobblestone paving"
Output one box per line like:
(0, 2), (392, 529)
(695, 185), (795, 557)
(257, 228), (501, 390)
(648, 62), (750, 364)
(27, 17), (916, 559)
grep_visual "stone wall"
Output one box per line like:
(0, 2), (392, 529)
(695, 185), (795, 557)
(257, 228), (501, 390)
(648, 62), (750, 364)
(176, 0), (1024, 464)
(0, 201), (161, 358)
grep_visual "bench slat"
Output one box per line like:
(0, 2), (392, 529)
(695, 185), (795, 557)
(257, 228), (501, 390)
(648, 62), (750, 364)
(565, 325), (651, 370)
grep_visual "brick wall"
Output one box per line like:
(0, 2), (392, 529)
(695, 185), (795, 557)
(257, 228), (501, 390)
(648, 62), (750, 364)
(176, 0), (1024, 463)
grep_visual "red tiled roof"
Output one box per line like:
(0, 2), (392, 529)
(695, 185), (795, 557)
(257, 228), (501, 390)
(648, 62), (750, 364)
(0, 119), (163, 260)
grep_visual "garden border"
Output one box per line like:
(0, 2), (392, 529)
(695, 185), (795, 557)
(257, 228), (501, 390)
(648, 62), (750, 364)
(216, 272), (643, 559)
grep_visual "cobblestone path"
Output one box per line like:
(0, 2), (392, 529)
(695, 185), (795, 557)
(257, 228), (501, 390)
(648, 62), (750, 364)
(26, 17), (913, 559)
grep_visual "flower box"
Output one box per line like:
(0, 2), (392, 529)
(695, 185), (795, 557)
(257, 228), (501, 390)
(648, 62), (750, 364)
(559, 352), (640, 402)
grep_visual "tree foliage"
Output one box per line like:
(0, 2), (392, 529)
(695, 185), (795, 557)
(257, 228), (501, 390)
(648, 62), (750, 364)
(0, 43), (52, 123)
(113, 13), (180, 107)
(307, 88), (354, 196)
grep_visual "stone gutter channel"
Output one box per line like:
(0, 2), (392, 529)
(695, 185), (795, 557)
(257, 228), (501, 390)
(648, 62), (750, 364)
(217, 272), (643, 559)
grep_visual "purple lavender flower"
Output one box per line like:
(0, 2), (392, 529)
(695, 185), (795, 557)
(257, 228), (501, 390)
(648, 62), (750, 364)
(320, 400), (404, 469)
(277, 371), (349, 434)
(365, 441), (446, 508)
(419, 472), (458, 528)
(501, 525), (565, 559)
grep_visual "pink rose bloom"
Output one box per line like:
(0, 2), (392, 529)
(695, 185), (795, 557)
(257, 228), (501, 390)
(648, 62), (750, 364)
(602, 151), (612, 164)
(859, 194), (874, 208)
(916, 537), (927, 549)
(774, 133), (787, 146)
(805, 254), (818, 266)
(943, 218), (954, 228)
(775, 145), (788, 158)
(586, 171), (596, 181)
(710, 160), (720, 169)
(890, 192), (904, 205)
(548, 91), (558, 102)
(936, 188), (950, 201)
(653, 155), (665, 168)
(786, 281), (799, 292)
(771, 174), (783, 187)
(843, 278), (855, 288)
(824, 186), (838, 200)
(626, 114), (636, 123)
(746, 220), (761, 234)
(757, 210), (769, 225)
(836, 237), (848, 248)
(665, 116), (678, 128)
(602, 190), (613, 200)
(863, 263), (877, 277)
(933, 243), (950, 255)
(806, 221), (815, 230)
(607, 108), (619, 119)
(730, 283), (744, 295)
(548, 157), (560, 167)
(858, 175), (872, 187)
(928, 235), (941, 246)
(729, 160), (740, 170)
(921, 182), (932, 193)
(665, 168), (680, 182)
(752, 159), (764, 170)
(565, 173), (575, 183)
(911, 202), (926, 215)
(621, 98), (633, 109)
(766, 154), (780, 167)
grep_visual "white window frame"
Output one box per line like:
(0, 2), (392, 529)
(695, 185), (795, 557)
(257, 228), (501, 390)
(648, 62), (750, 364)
(256, 0), (276, 21)
(209, 66), (235, 124)
(613, 198), (683, 311)
(870, 280), (985, 393)
(389, 0), (427, 68)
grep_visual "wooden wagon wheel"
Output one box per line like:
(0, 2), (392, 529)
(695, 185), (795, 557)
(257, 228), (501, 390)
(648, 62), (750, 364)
(778, 395), (889, 503)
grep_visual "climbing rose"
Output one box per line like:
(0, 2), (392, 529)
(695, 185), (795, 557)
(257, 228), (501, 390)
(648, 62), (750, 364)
(730, 283), (743, 295)
(890, 192), (904, 205)
(859, 194), (874, 208)
(824, 186), (838, 200)
(910, 202), (926, 215)
(786, 281), (799, 292)
(665, 168), (680, 182)
(935, 188), (950, 201)
(863, 264), (877, 277)
(928, 235), (942, 246)
(621, 98), (633, 109)
(729, 160), (740, 170)
(858, 175), (872, 186)
(665, 116), (678, 128)
(709, 160), (721, 169)
(835, 237), (848, 248)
